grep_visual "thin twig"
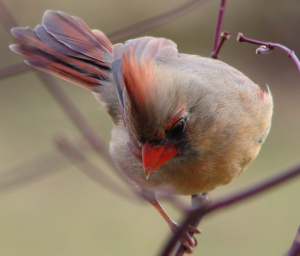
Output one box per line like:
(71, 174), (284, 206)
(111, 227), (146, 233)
(55, 135), (138, 201)
(212, 0), (227, 54)
(108, 0), (208, 43)
(37, 72), (138, 194)
(0, 0), (134, 196)
(0, 1), (209, 79)
(0, 138), (93, 193)
(36, 72), (114, 167)
(237, 33), (300, 73)
(172, 194), (210, 256)
(0, 62), (31, 79)
(0, 0), (18, 31)
(161, 163), (300, 256)
(162, 194), (211, 256)
(211, 31), (230, 59)
(286, 225), (300, 256)
(0, 151), (69, 192)
(0, 1), (110, 164)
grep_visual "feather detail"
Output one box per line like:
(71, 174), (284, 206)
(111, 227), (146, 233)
(35, 25), (93, 61)
(10, 11), (113, 91)
(120, 37), (177, 114)
(166, 107), (185, 130)
(112, 43), (126, 112)
(43, 11), (112, 62)
(121, 48), (154, 115)
(25, 60), (98, 89)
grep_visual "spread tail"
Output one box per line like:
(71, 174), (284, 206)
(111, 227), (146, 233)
(10, 11), (113, 91)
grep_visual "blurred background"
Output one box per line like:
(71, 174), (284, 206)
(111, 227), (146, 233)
(0, 0), (300, 255)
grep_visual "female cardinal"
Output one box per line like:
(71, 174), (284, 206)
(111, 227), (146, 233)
(10, 11), (273, 253)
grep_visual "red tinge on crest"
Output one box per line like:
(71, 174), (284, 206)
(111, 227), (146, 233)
(121, 49), (155, 113)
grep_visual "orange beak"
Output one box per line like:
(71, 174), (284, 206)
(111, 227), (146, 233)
(142, 141), (179, 179)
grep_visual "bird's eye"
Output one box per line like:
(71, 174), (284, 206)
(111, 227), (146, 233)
(170, 119), (186, 137)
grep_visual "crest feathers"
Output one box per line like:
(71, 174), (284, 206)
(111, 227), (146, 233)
(118, 37), (178, 111)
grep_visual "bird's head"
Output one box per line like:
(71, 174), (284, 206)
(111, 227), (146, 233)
(122, 64), (189, 179)
(113, 39), (204, 179)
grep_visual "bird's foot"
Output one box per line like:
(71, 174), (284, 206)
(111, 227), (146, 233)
(171, 222), (201, 254)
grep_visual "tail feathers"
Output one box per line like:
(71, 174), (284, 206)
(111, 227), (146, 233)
(35, 25), (92, 61)
(10, 11), (113, 91)
(42, 11), (112, 62)
(25, 60), (98, 89)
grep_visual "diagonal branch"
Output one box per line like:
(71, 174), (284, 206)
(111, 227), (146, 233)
(0, 0), (209, 79)
(286, 224), (300, 256)
(162, 162), (300, 256)
(0, 0), (18, 32)
(237, 33), (300, 73)
(108, 0), (208, 43)
(211, 0), (227, 57)
(55, 135), (138, 201)
(0, 151), (72, 193)
(0, 0), (134, 195)
(0, 62), (31, 79)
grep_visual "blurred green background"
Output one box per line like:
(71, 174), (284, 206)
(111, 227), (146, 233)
(1, 0), (300, 255)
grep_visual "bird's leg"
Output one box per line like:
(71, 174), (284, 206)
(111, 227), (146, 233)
(140, 190), (201, 253)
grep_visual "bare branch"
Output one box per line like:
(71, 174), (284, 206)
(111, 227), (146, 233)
(161, 163), (300, 255)
(0, 152), (69, 193)
(0, 0), (134, 196)
(212, 0), (227, 55)
(286, 225), (300, 256)
(108, 0), (208, 43)
(172, 193), (210, 256)
(211, 31), (230, 59)
(161, 194), (211, 256)
(237, 33), (300, 73)
(36, 72), (137, 191)
(0, 0), (18, 32)
(0, 1), (116, 170)
(0, 1), (208, 80)
(0, 62), (31, 79)
(55, 135), (138, 201)
(36, 72), (113, 165)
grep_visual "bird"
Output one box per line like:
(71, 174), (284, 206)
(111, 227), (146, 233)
(10, 10), (273, 253)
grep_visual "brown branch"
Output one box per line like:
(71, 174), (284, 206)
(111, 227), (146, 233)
(0, 0), (18, 32)
(211, 31), (230, 59)
(0, 137), (94, 193)
(161, 163), (300, 256)
(37, 72), (138, 193)
(0, 62), (31, 79)
(0, 0), (208, 80)
(0, 151), (69, 192)
(35, 72), (113, 166)
(172, 194), (210, 256)
(55, 135), (138, 201)
(211, 0), (227, 56)
(237, 33), (300, 73)
(286, 225), (300, 256)
(0, 1), (112, 166)
(0, 1), (114, 167)
(108, 0), (208, 43)
(0, 0), (135, 197)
